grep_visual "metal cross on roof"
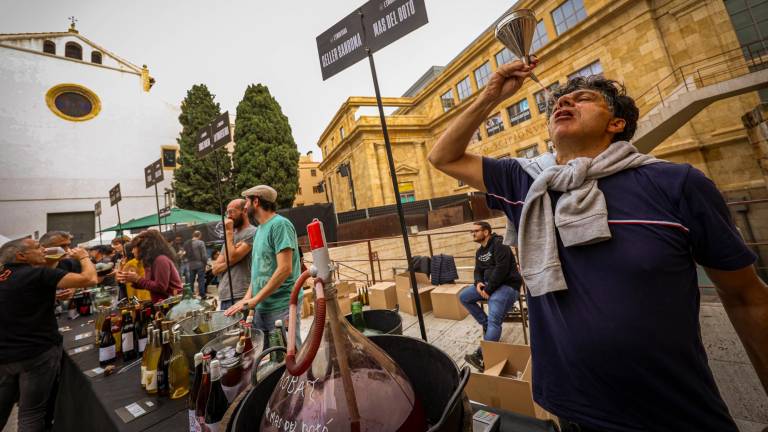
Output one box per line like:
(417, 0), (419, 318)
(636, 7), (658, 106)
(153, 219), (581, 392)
(68, 16), (77, 30)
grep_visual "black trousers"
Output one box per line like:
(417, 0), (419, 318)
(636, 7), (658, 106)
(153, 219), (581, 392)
(0, 345), (62, 432)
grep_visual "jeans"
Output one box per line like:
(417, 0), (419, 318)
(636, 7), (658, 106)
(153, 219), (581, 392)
(253, 308), (301, 350)
(0, 345), (62, 432)
(459, 283), (519, 342)
(189, 267), (206, 297)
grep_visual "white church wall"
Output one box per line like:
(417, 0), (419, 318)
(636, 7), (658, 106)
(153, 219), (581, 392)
(0, 44), (180, 240)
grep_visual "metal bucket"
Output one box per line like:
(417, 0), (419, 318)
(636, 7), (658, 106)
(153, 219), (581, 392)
(228, 335), (471, 432)
(344, 307), (403, 335)
(173, 310), (243, 371)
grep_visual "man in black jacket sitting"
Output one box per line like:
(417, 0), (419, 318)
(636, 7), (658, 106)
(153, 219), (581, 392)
(461, 221), (522, 371)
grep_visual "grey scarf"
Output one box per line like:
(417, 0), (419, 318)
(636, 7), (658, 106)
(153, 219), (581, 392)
(516, 141), (661, 297)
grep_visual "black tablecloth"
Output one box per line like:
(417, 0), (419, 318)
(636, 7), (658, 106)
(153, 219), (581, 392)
(53, 315), (188, 432)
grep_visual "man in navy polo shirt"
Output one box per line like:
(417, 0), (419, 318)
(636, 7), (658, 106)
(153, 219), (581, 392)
(428, 59), (767, 431)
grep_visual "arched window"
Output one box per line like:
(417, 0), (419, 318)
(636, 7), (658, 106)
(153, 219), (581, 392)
(91, 51), (102, 64)
(43, 40), (56, 55)
(64, 42), (82, 60)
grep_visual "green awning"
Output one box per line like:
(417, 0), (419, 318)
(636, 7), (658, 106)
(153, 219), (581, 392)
(101, 208), (220, 232)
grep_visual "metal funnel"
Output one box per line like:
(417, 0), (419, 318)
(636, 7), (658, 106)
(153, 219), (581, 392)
(495, 9), (543, 86)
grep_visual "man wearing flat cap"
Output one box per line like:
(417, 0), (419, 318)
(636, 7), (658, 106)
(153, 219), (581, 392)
(224, 185), (302, 346)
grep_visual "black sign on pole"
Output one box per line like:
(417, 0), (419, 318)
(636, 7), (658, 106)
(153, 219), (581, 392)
(196, 111), (232, 158)
(195, 112), (235, 301)
(159, 207), (172, 219)
(316, 0), (428, 81)
(211, 111), (232, 150)
(359, 0), (428, 53)
(109, 184), (123, 236)
(109, 184), (122, 207)
(316, 11), (367, 80)
(94, 201), (103, 245)
(144, 159), (165, 230)
(316, 0), (429, 341)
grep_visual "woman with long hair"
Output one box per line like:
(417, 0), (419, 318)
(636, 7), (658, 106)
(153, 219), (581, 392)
(116, 230), (181, 302)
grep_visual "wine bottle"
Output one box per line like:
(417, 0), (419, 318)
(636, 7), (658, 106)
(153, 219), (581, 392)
(140, 327), (153, 389)
(139, 308), (149, 353)
(169, 331), (190, 399)
(98, 312), (116, 367)
(157, 330), (173, 397)
(67, 297), (78, 320)
(121, 310), (136, 361)
(195, 350), (213, 429)
(351, 301), (366, 332)
(221, 337), (246, 402)
(204, 360), (229, 432)
(242, 323), (253, 353)
(145, 329), (161, 394)
(270, 321), (286, 363)
(111, 312), (122, 357)
(188, 352), (204, 432)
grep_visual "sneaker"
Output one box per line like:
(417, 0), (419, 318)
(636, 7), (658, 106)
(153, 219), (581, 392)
(464, 350), (484, 372)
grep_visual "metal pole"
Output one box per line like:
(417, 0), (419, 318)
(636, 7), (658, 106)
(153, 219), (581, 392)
(154, 183), (162, 231)
(213, 150), (235, 303)
(97, 215), (103, 246)
(367, 240), (376, 284)
(115, 202), (123, 237)
(365, 46), (427, 341)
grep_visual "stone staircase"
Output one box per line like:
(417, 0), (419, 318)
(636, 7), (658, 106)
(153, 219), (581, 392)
(632, 40), (768, 153)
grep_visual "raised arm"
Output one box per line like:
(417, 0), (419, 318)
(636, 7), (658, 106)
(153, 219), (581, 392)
(428, 60), (535, 191)
(57, 248), (98, 289)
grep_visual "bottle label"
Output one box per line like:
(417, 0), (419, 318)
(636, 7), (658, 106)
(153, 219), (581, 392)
(99, 345), (115, 362)
(146, 371), (157, 392)
(122, 333), (134, 353)
(138, 337), (148, 353)
(188, 409), (201, 432)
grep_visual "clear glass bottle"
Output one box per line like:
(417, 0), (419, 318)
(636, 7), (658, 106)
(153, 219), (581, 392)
(145, 329), (161, 394)
(188, 352), (204, 432)
(169, 331), (190, 399)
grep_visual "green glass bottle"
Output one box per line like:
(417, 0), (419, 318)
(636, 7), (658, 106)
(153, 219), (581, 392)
(351, 301), (366, 332)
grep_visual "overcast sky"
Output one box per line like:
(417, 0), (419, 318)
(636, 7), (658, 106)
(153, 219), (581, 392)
(2, 0), (516, 156)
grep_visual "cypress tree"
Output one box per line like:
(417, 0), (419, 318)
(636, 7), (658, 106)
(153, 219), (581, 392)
(174, 84), (235, 214)
(232, 84), (300, 209)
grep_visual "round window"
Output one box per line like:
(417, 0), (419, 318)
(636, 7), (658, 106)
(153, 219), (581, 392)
(45, 84), (101, 121)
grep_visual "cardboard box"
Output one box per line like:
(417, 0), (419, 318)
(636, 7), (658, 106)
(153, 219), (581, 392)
(336, 293), (357, 316)
(335, 281), (355, 297)
(394, 271), (430, 292)
(396, 285), (434, 315)
(368, 282), (397, 310)
(430, 284), (469, 320)
(465, 341), (553, 421)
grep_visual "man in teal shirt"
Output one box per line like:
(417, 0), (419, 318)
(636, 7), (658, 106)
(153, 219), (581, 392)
(224, 185), (302, 346)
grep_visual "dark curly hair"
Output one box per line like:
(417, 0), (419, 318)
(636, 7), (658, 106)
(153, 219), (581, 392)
(546, 76), (639, 143)
(133, 230), (177, 267)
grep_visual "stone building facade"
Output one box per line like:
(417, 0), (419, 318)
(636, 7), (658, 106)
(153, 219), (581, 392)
(317, 0), (767, 213)
(293, 152), (328, 207)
